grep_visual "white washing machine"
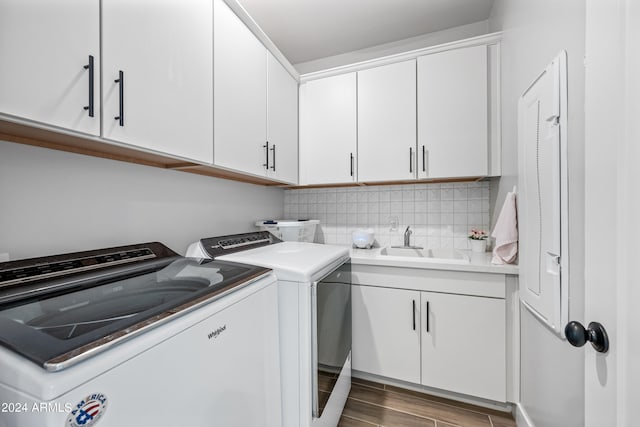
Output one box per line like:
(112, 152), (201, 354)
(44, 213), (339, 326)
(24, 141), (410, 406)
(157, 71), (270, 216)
(187, 232), (351, 427)
(0, 242), (281, 427)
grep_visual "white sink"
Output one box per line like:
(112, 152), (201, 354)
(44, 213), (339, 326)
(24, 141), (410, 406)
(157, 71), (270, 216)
(380, 247), (470, 263)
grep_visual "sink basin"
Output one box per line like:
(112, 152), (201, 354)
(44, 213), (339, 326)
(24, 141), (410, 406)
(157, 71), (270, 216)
(380, 247), (470, 263)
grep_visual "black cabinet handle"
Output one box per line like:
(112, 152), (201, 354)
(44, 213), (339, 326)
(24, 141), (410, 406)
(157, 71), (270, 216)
(114, 71), (124, 126)
(409, 147), (413, 173)
(425, 301), (430, 332)
(350, 153), (354, 177)
(412, 300), (416, 330)
(270, 144), (276, 171)
(83, 55), (94, 117)
(422, 145), (426, 172)
(263, 142), (269, 169)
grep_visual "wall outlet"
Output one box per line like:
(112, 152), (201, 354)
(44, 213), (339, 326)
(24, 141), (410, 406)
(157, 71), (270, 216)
(388, 216), (399, 232)
(0, 253), (9, 262)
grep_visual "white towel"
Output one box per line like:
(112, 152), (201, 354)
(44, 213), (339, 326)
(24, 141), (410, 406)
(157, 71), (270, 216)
(491, 191), (518, 264)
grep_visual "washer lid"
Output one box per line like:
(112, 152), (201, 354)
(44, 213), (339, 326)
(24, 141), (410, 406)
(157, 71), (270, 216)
(0, 254), (269, 371)
(217, 241), (349, 282)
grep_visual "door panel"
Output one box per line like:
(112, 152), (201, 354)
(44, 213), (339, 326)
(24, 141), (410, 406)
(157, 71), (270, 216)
(213, 0), (267, 175)
(299, 73), (357, 185)
(267, 53), (298, 184)
(358, 60), (417, 182)
(421, 291), (506, 402)
(102, 0), (213, 163)
(0, 0), (100, 135)
(351, 285), (420, 383)
(418, 45), (488, 178)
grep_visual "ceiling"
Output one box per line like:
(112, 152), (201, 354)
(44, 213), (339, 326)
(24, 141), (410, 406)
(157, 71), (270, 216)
(236, 0), (495, 65)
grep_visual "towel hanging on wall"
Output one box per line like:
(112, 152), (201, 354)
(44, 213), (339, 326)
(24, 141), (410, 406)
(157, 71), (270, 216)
(491, 188), (518, 264)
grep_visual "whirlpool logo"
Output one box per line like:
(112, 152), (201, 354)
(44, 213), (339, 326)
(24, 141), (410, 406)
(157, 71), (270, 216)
(66, 393), (108, 427)
(207, 325), (227, 340)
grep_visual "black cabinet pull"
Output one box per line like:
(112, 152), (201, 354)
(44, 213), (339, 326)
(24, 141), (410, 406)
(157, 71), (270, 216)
(350, 153), (354, 177)
(409, 147), (413, 173)
(114, 71), (124, 126)
(422, 145), (426, 172)
(263, 142), (269, 169)
(425, 301), (430, 332)
(270, 144), (276, 171)
(83, 55), (94, 117)
(412, 300), (416, 331)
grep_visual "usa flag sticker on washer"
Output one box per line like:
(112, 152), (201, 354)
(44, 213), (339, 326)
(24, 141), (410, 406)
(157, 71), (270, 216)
(65, 393), (108, 427)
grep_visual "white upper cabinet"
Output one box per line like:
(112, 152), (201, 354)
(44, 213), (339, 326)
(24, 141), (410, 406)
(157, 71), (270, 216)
(213, 0), (268, 177)
(214, 0), (298, 184)
(299, 73), (357, 185)
(417, 45), (488, 179)
(102, 0), (213, 163)
(0, 0), (100, 135)
(357, 60), (417, 182)
(267, 53), (298, 184)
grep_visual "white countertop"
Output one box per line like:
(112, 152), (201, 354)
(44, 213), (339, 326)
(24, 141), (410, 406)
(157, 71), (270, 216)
(349, 247), (519, 275)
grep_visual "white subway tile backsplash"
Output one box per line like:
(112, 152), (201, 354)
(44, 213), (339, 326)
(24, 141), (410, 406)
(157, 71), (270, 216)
(453, 200), (468, 212)
(415, 212), (428, 225)
(284, 181), (491, 249)
(441, 188), (454, 200)
(453, 187), (468, 200)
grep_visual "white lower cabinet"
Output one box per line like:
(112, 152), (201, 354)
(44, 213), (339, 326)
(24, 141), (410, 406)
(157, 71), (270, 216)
(352, 285), (421, 383)
(352, 268), (507, 402)
(420, 291), (506, 402)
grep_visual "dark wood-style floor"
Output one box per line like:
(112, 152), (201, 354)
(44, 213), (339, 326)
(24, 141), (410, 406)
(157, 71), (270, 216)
(334, 377), (517, 427)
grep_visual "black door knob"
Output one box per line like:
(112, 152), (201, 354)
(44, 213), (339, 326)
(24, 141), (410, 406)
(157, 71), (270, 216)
(564, 321), (609, 353)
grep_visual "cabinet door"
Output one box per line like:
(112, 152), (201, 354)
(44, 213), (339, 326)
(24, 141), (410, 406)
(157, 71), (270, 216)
(267, 53), (298, 184)
(214, 0), (268, 176)
(352, 285), (421, 383)
(0, 0), (100, 135)
(418, 45), (488, 178)
(358, 60), (417, 182)
(421, 291), (506, 401)
(299, 73), (357, 185)
(102, 0), (213, 163)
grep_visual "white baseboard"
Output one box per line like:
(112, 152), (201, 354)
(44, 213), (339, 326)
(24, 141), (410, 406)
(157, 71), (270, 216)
(515, 403), (535, 427)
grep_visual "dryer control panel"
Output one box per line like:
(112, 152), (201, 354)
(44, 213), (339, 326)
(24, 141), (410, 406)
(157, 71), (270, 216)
(201, 232), (281, 258)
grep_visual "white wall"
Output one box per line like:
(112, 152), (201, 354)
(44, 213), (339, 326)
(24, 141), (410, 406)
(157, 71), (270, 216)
(295, 20), (489, 75)
(0, 141), (284, 260)
(489, 1), (586, 427)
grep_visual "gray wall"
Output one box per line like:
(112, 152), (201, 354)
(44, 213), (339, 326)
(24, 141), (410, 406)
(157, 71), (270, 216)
(0, 141), (284, 260)
(489, 1), (586, 426)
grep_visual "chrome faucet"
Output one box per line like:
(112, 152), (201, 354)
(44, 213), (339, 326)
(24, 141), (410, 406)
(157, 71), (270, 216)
(391, 225), (423, 249)
(404, 226), (412, 247)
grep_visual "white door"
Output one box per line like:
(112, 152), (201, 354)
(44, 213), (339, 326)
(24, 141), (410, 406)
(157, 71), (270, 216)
(582, 1), (639, 425)
(417, 45), (488, 179)
(351, 285), (421, 384)
(0, 0), (100, 136)
(357, 60), (417, 182)
(420, 291), (506, 402)
(102, 0), (213, 163)
(213, 0), (267, 177)
(267, 53), (298, 184)
(299, 73), (357, 185)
